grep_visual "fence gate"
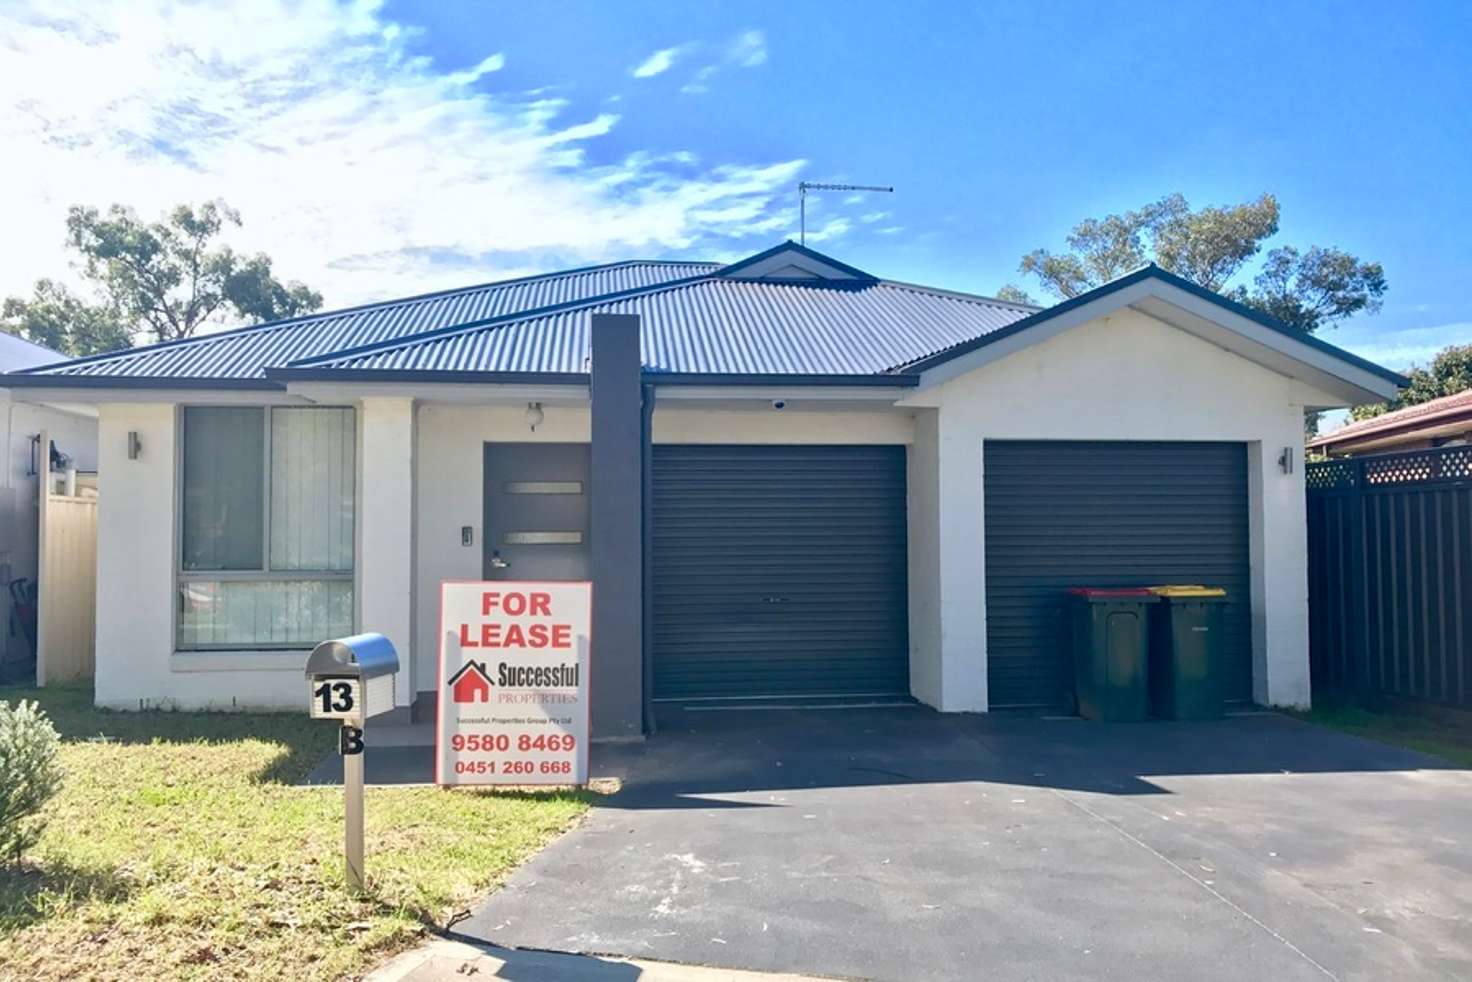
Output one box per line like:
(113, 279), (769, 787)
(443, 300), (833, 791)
(1306, 445), (1472, 709)
(36, 454), (99, 685)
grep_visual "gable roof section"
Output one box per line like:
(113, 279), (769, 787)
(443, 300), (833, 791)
(714, 240), (878, 282)
(903, 264), (1407, 402)
(1308, 387), (1472, 451)
(270, 272), (1030, 383)
(8, 260), (716, 387)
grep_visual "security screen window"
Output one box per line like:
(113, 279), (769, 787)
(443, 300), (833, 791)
(178, 406), (355, 648)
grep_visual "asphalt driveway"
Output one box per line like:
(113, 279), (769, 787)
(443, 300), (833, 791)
(459, 706), (1472, 981)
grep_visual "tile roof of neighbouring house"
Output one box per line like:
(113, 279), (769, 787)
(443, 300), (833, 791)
(1309, 387), (1472, 449)
(10, 260), (717, 385)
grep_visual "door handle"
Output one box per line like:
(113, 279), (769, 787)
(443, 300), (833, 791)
(489, 549), (511, 569)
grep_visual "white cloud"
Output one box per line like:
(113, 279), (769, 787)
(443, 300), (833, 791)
(680, 65), (718, 95)
(0, 1), (803, 312)
(444, 51), (505, 86)
(859, 211), (889, 223)
(1335, 320), (1472, 371)
(803, 218), (851, 243)
(630, 45), (685, 79)
(681, 29), (768, 95)
(728, 30), (767, 68)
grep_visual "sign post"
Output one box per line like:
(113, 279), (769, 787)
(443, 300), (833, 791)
(437, 581), (591, 786)
(305, 634), (399, 892)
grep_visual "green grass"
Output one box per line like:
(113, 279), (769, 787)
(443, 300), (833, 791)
(1299, 699), (1472, 768)
(0, 686), (591, 980)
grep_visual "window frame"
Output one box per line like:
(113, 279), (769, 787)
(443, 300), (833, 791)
(175, 404), (357, 651)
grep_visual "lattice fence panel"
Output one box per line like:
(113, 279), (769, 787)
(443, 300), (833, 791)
(1306, 459), (1357, 491)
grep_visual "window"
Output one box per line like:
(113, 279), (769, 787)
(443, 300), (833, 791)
(178, 406), (355, 649)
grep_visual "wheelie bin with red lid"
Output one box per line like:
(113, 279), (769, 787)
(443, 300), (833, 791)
(1067, 587), (1153, 721)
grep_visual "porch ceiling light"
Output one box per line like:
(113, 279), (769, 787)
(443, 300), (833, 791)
(525, 401), (544, 432)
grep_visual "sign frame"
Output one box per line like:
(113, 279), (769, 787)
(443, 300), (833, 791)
(434, 579), (593, 788)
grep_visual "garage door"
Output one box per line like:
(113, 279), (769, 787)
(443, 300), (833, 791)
(984, 441), (1252, 708)
(652, 445), (909, 700)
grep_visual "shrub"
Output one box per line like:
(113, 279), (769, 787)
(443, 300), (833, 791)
(0, 699), (63, 866)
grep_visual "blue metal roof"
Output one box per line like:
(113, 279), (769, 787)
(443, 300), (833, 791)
(15, 260), (716, 383)
(280, 276), (1030, 378)
(23, 243), (1392, 391)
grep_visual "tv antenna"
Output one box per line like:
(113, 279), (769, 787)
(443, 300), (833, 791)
(798, 181), (894, 246)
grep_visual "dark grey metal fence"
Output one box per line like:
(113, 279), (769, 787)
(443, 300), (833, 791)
(1307, 444), (1472, 708)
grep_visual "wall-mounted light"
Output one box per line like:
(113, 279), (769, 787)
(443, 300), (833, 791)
(1278, 446), (1295, 474)
(127, 431), (143, 460)
(524, 402), (544, 432)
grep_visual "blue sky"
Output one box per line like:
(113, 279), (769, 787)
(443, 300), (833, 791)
(2, 0), (1468, 371)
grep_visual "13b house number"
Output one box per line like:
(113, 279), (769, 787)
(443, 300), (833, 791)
(310, 678), (361, 720)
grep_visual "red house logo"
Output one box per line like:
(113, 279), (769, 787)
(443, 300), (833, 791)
(447, 661), (493, 704)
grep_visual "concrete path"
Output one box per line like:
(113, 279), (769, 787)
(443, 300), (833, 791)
(367, 937), (834, 981)
(454, 706), (1472, 982)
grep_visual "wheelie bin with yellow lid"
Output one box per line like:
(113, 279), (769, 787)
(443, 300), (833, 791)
(1146, 585), (1227, 719)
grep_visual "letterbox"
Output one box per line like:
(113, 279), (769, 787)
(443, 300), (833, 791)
(305, 633), (399, 722)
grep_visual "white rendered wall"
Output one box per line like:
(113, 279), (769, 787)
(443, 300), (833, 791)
(906, 411), (942, 706)
(360, 398), (417, 708)
(903, 307), (1334, 710)
(94, 404), (176, 708)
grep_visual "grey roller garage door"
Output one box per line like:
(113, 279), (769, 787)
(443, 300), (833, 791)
(984, 440), (1252, 709)
(652, 445), (909, 700)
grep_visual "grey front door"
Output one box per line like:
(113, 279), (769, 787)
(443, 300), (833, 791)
(482, 443), (591, 581)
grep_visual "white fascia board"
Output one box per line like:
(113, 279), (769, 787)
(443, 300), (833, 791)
(286, 380), (590, 405)
(911, 279), (1400, 406)
(3, 386), (313, 406)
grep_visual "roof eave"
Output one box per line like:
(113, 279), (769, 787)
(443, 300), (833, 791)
(1, 373), (283, 391)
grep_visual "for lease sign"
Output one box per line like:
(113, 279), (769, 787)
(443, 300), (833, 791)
(436, 580), (591, 786)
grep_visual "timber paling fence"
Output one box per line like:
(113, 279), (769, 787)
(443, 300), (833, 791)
(1307, 444), (1472, 710)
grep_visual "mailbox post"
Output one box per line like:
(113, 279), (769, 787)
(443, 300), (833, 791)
(305, 633), (399, 892)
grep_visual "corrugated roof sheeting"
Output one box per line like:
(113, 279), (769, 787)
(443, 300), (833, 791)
(30, 261), (715, 379)
(307, 279), (1029, 376)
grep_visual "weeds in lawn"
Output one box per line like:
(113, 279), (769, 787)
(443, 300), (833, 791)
(0, 685), (591, 980)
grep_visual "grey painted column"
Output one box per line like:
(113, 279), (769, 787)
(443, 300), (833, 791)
(589, 313), (645, 738)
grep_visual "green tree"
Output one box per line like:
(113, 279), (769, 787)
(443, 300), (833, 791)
(1002, 192), (1386, 333)
(2, 201), (323, 355)
(0, 280), (130, 357)
(1350, 344), (1472, 421)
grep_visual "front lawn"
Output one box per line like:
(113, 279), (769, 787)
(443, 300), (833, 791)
(1300, 699), (1472, 768)
(0, 686), (590, 980)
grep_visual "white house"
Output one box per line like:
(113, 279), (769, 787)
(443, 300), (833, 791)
(1, 243), (1402, 734)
